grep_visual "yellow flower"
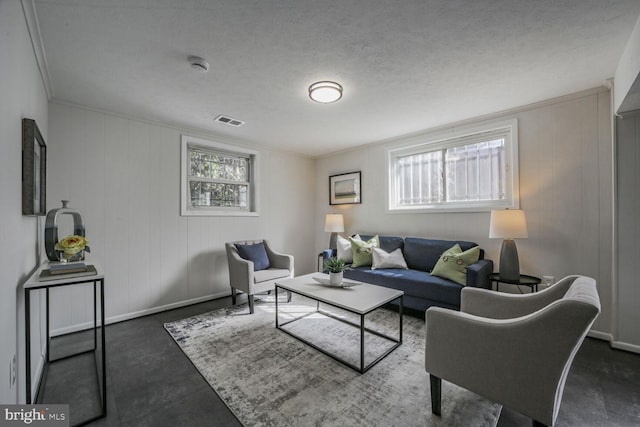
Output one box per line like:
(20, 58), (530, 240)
(54, 235), (89, 255)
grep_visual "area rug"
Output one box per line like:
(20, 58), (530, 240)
(164, 295), (502, 427)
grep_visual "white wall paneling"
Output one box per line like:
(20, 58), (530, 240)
(615, 111), (640, 351)
(315, 88), (616, 338)
(46, 102), (317, 332)
(0, 0), (50, 404)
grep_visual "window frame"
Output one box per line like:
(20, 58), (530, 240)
(180, 135), (260, 217)
(386, 119), (519, 213)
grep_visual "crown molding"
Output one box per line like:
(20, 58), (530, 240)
(21, 0), (53, 99)
(49, 98), (315, 160)
(315, 86), (611, 159)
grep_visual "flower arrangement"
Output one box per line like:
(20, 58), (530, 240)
(55, 235), (90, 261)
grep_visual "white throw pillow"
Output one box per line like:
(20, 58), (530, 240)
(371, 247), (408, 270)
(336, 235), (353, 263)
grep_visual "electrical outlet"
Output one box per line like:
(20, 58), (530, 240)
(542, 276), (555, 287)
(10, 354), (16, 387)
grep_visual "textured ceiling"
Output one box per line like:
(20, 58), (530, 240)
(34, 0), (640, 156)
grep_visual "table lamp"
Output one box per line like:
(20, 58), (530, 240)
(489, 209), (528, 282)
(324, 214), (344, 250)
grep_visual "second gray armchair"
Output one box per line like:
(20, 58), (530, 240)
(225, 239), (294, 314)
(425, 275), (601, 427)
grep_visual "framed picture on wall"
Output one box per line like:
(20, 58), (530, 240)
(22, 118), (47, 216)
(329, 171), (361, 205)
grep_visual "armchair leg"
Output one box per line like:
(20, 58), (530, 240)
(287, 291), (292, 303)
(248, 295), (255, 314)
(430, 375), (441, 416)
(231, 288), (237, 305)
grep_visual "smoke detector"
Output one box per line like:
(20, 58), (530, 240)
(189, 56), (209, 72)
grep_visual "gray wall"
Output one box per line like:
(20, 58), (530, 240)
(45, 102), (317, 333)
(315, 88), (615, 337)
(0, 0), (49, 404)
(5, 0), (639, 402)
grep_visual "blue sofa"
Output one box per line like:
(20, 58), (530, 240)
(337, 234), (493, 317)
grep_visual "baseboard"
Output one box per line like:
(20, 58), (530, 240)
(49, 293), (640, 357)
(587, 329), (612, 341)
(50, 290), (231, 337)
(610, 340), (640, 354)
(588, 329), (640, 354)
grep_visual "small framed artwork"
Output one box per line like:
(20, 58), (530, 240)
(22, 118), (47, 216)
(329, 171), (361, 205)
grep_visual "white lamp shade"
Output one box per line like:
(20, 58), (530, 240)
(489, 209), (528, 239)
(324, 214), (344, 233)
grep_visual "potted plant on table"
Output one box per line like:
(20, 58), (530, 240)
(324, 257), (347, 286)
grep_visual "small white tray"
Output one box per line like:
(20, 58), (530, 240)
(312, 276), (361, 288)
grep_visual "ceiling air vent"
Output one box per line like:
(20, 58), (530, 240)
(214, 115), (245, 127)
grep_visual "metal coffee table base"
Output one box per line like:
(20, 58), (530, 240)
(275, 286), (403, 374)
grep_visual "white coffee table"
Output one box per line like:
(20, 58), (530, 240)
(275, 273), (403, 373)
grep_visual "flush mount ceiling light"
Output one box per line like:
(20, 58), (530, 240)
(188, 56), (209, 72)
(309, 81), (343, 103)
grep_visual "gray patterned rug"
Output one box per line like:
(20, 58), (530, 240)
(164, 294), (502, 426)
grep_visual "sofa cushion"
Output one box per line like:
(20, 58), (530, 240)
(236, 241), (270, 271)
(336, 235), (354, 263)
(431, 244), (481, 285)
(344, 267), (464, 307)
(254, 268), (290, 283)
(359, 234), (404, 253)
(350, 235), (380, 267)
(372, 247), (408, 270)
(403, 237), (479, 272)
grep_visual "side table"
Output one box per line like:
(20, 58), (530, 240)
(317, 249), (334, 272)
(488, 273), (541, 293)
(24, 260), (106, 426)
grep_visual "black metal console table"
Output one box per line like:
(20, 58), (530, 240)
(24, 260), (106, 426)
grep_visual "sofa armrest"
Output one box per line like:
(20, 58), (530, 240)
(267, 252), (293, 270)
(461, 275), (579, 319)
(466, 259), (493, 289)
(264, 241), (294, 272)
(226, 248), (254, 293)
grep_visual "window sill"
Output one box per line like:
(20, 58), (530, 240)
(181, 209), (260, 217)
(386, 201), (517, 214)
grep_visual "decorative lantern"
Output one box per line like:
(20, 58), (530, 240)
(45, 200), (87, 262)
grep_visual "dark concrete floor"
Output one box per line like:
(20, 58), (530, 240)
(38, 295), (640, 426)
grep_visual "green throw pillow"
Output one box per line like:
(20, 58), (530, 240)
(350, 235), (380, 268)
(431, 244), (480, 286)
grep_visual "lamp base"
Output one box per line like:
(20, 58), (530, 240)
(498, 239), (520, 282)
(329, 232), (338, 250)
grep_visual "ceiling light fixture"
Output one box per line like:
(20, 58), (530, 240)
(189, 56), (209, 72)
(309, 81), (343, 103)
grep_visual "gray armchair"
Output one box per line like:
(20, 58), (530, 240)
(425, 275), (601, 427)
(225, 239), (294, 314)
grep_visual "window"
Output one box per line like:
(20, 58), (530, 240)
(387, 119), (518, 212)
(181, 135), (259, 216)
